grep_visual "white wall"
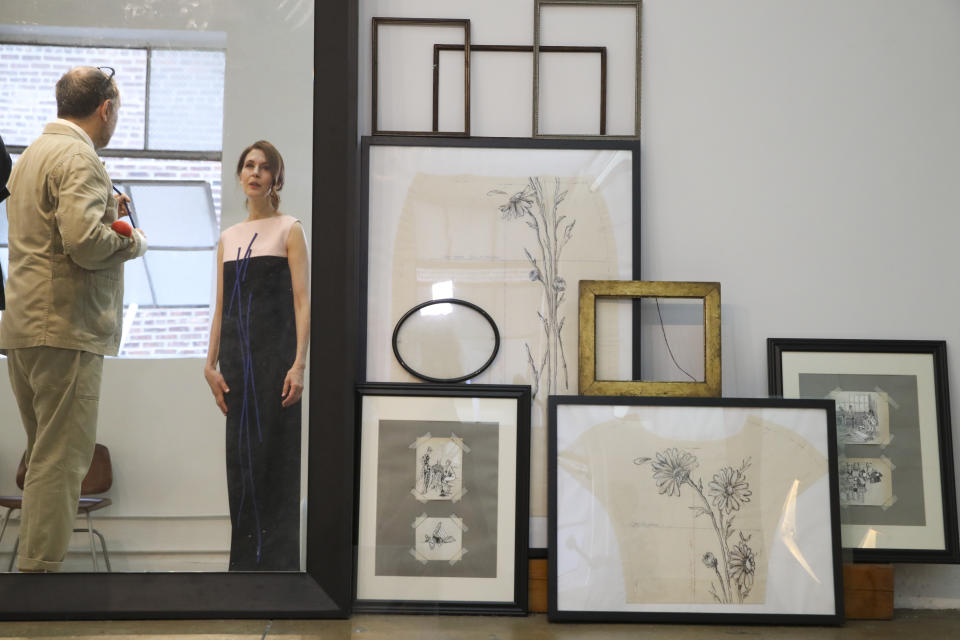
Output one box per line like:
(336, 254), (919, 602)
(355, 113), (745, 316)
(359, 0), (960, 609)
(0, 0), (313, 571)
(639, 0), (960, 609)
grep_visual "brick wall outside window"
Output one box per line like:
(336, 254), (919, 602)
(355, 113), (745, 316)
(0, 44), (147, 148)
(1, 43), (226, 359)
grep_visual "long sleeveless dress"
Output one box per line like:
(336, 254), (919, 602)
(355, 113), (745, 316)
(219, 214), (302, 571)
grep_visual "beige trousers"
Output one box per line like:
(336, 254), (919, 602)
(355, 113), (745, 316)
(6, 346), (103, 572)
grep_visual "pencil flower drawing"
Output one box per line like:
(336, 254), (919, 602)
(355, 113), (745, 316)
(488, 177), (575, 397)
(635, 449), (757, 604)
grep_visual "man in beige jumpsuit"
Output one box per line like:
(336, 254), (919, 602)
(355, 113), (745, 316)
(0, 66), (147, 572)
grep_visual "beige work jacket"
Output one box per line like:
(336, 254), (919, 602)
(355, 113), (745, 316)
(0, 122), (145, 356)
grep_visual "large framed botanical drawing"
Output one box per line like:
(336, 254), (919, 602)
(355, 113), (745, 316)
(355, 383), (530, 614)
(362, 136), (639, 552)
(549, 396), (843, 624)
(768, 338), (959, 564)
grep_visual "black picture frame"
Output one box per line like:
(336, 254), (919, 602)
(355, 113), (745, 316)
(360, 135), (641, 554)
(0, 0), (359, 620)
(768, 338), (960, 564)
(353, 382), (530, 615)
(391, 298), (501, 384)
(548, 395), (844, 625)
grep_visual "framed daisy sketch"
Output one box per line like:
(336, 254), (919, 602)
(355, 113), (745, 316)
(355, 383), (530, 614)
(549, 396), (844, 624)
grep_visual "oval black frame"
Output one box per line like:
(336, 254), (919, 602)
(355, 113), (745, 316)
(391, 298), (501, 384)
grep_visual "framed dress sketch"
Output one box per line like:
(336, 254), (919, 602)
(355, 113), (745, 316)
(355, 383), (530, 614)
(361, 135), (640, 553)
(768, 338), (959, 564)
(549, 396), (844, 624)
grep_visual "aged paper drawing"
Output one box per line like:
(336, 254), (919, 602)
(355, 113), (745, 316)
(558, 414), (828, 605)
(388, 173), (626, 520)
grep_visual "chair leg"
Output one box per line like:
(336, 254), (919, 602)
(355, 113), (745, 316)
(91, 529), (111, 572)
(0, 507), (12, 546)
(0, 507), (13, 572)
(9, 535), (19, 572)
(85, 511), (99, 572)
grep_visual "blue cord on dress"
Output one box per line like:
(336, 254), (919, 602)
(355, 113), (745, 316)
(228, 233), (264, 564)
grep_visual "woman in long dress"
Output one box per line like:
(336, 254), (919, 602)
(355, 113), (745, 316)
(204, 140), (310, 571)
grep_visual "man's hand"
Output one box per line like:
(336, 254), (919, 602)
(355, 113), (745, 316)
(113, 191), (132, 218)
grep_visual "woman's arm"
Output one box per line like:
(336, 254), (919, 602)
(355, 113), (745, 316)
(282, 221), (311, 407)
(204, 241), (230, 415)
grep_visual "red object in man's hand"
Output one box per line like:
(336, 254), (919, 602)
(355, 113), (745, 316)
(111, 219), (133, 237)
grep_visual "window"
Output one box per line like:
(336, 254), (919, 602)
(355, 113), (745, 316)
(0, 40), (226, 357)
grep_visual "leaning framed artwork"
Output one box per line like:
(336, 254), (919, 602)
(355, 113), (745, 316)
(768, 338), (959, 564)
(355, 383), (530, 614)
(361, 136), (640, 552)
(549, 396), (843, 624)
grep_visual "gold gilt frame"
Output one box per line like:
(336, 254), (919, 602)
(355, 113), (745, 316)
(578, 280), (721, 396)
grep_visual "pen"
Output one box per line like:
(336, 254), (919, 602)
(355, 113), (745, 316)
(112, 185), (137, 228)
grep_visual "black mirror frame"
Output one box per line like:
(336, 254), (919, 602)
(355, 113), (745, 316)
(391, 298), (501, 384)
(0, 0), (358, 620)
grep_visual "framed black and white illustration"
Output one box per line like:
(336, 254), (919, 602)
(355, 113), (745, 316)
(361, 136), (640, 552)
(768, 338), (959, 564)
(549, 396), (843, 625)
(355, 383), (530, 614)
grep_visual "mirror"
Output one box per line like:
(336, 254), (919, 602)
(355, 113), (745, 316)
(392, 298), (500, 383)
(0, 0), (354, 620)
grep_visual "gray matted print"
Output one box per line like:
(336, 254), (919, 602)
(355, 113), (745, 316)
(376, 419), (499, 578)
(800, 373), (924, 527)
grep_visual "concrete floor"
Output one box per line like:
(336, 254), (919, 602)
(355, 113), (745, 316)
(0, 611), (958, 640)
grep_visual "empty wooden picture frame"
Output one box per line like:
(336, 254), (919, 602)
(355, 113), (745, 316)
(534, 0), (641, 138)
(372, 17), (470, 136)
(433, 44), (607, 136)
(579, 280), (721, 396)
